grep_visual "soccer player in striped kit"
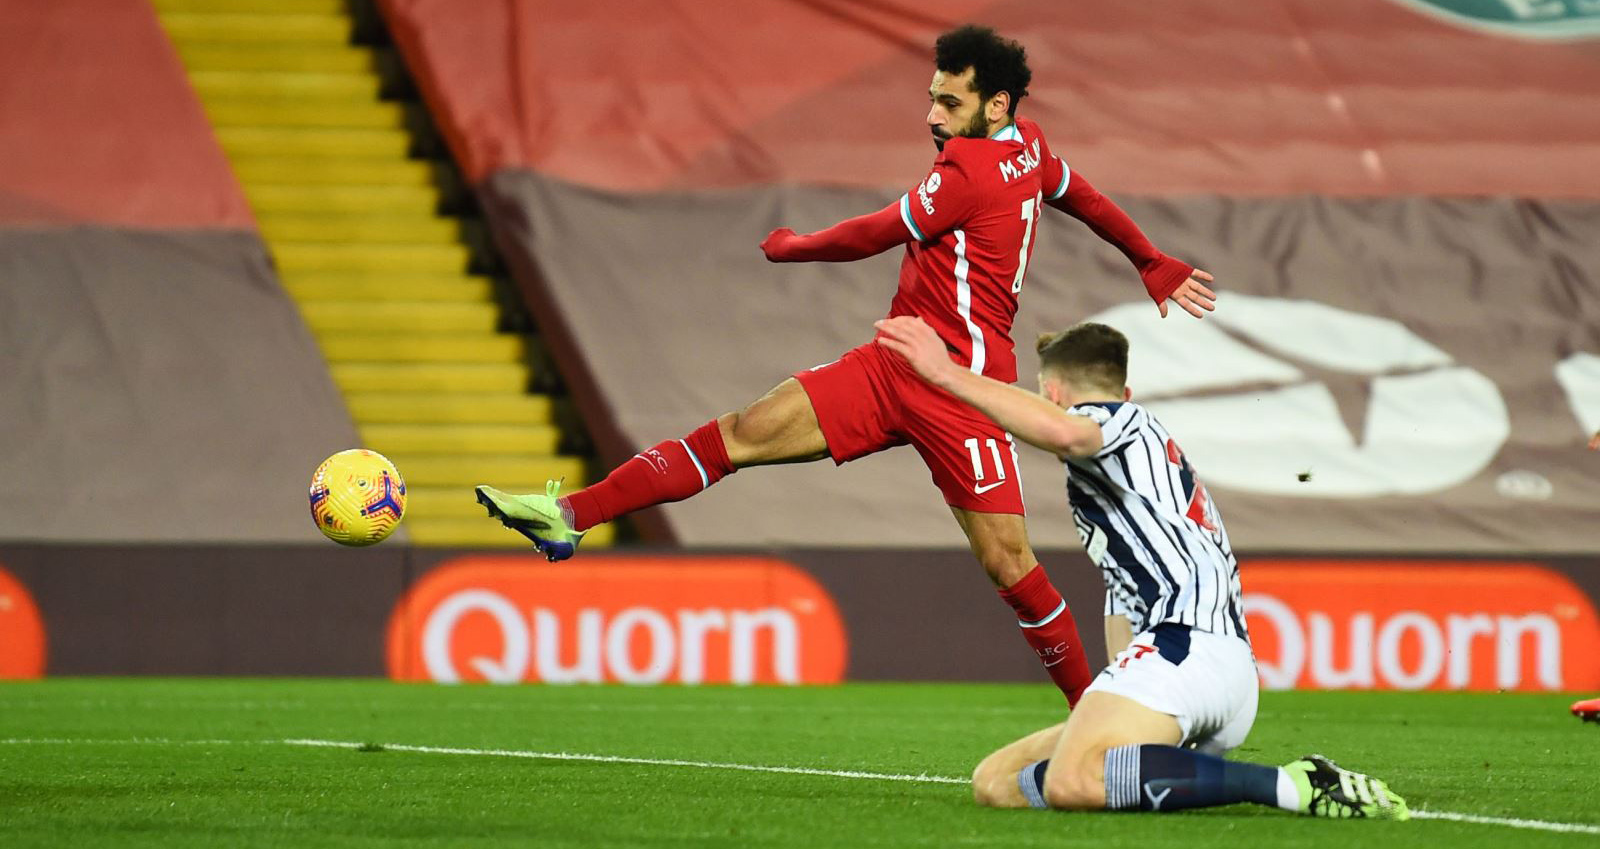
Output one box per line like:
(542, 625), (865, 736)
(875, 316), (1410, 820)
(477, 25), (1217, 707)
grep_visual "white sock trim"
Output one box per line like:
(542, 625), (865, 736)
(1275, 767), (1300, 812)
(678, 439), (709, 490)
(1018, 599), (1066, 629)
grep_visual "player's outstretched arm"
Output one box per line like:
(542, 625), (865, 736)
(760, 202), (911, 263)
(874, 316), (1103, 458)
(1046, 171), (1216, 319)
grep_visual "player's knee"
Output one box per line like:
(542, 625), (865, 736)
(975, 539), (1034, 586)
(969, 755), (1012, 807)
(715, 410), (742, 442)
(720, 409), (770, 460)
(1041, 760), (1104, 811)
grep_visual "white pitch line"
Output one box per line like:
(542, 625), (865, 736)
(288, 739), (1600, 835)
(0, 738), (248, 746)
(281, 738), (967, 784)
(4, 737), (1597, 835)
(1411, 809), (1600, 835)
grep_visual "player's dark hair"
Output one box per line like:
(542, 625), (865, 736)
(1036, 323), (1128, 391)
(934, 25), (1031, 116)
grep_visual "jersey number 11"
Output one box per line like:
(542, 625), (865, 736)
(1012, 191), (1042, 294)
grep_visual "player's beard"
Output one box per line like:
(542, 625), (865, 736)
(932, 109), (992, 150)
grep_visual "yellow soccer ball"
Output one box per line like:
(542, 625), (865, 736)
(308, 449), (406, 546)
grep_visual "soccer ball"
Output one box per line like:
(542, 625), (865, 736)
(308, 449), (406, 546)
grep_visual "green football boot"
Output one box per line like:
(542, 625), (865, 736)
(475, 480), (586, 561)
(1283, 754), (1409, 821)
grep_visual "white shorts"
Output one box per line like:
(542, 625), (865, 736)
(1083, 624), (1258, 756)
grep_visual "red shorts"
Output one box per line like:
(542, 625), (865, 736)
(794, 341), (1025, 514)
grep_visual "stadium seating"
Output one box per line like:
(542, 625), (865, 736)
(153, 0), (611, 548)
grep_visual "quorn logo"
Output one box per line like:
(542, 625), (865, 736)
(1242, 561), (1600, 692)
(387, 556), (848, 684)
(0, 564), (46, 679)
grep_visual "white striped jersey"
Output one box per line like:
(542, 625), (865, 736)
(1063, 401), (1248, 640)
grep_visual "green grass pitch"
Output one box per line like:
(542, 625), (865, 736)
(2, 680), (1596, 847)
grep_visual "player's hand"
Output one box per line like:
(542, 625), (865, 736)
(1589, 430), (1600, 451)
(760, 228), (798, 262)
(874, 317), (956, 385)
(1160, 269), (1216, 319)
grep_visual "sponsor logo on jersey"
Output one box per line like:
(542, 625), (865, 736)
(387, 556), (848, 685)
(1243, 561), (1600, 692)
(0, 564), (46, 679)
(917, 173), (938, 215)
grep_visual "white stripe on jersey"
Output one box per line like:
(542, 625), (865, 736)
(952, 229), (985, 374)
(1048, 157), (1071, 201)
(1063, 402), (1248, 641)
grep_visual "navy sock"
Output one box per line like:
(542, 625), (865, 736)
(1103, 745), (1281, 812)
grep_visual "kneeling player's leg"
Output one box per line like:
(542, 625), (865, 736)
(952, 509), (1093, 706)
(1034, 691), (1184, 810)
(1025, 632), (1298, 815)
(1035, 691), (1292, 812)
(562, 377), (829, 532)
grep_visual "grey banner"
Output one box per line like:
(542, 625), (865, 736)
(0, 229), (362, 543)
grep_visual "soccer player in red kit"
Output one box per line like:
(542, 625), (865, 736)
(476, 25), (1217, 705)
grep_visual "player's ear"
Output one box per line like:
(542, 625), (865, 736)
(987, 91), (1010, 123)
(1039, 374), (1061, 405)
(1123, 386), (1133, 402)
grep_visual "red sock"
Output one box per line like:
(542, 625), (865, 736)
(999, 565), (1093, 706)
(562, 420), (734, 532)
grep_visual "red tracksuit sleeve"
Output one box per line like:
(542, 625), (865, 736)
(1046, 168), (1194, 305)
(760, 202), (909, 263)
(761, 153), (978, 262)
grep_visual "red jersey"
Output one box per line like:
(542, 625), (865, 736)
(887, 117), (1070, 384)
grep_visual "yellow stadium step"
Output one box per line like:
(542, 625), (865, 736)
(236, 158), (435, 187)
(303, 301), (498, 333)
(363, 424), (561, 456)
(174, 43), (373, 74)
(275, 243), (469, 275)
(405, 516), (616, 549)
(162, 0), (604, 550)
(387, 454), (586, 489)
(247, 184), (437, 214)
(331, 363), (530, 394)
(261, 214), (457, 244)
(217, 127), (410, 159)
(202, 99), (404, 129)
(345, 393), (555, 425)
(283, 274), (491, 302)
(154, 0), (344, 14)
(188, 71), (378, 101)
(318, 334), (524, 364)
(161, 13), (351, 44)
